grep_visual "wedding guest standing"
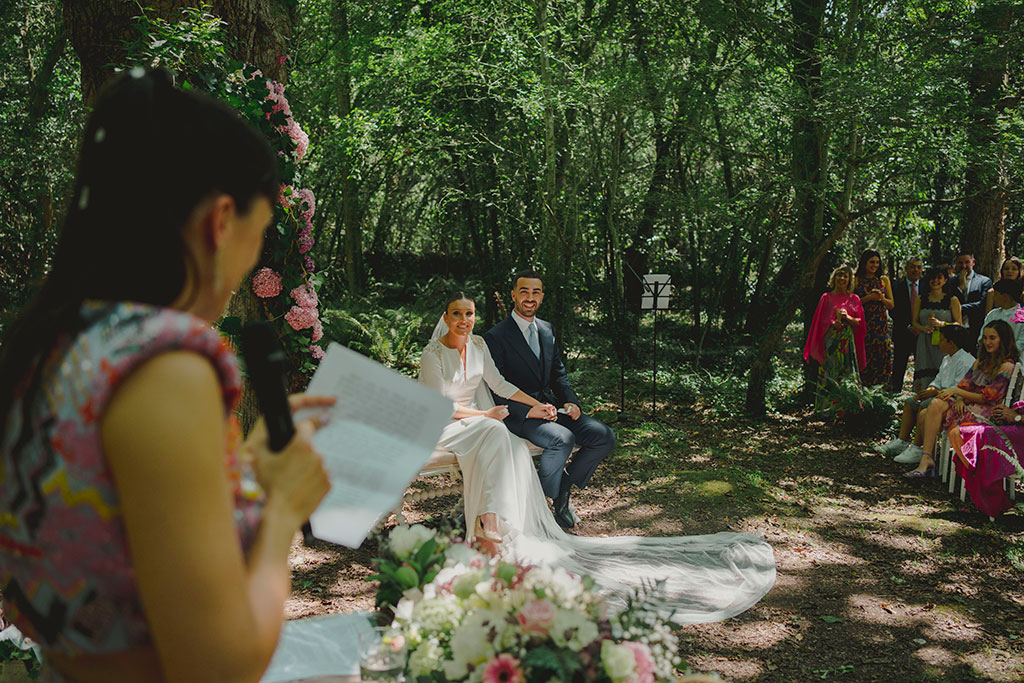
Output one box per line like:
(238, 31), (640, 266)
(0, 70), (332, 682)
(950, 250), (994, 332)
(984, 256), (1024, 313)
(888, 257), (923, 392)
(853, 249), (894, 386)
(804, 265), (867, 416)
(912, 266), (962, 390)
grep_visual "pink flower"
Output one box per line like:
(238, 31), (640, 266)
(309, 344), (325, 361)
(304, 254), (316, 273)
(290, 283), (319, 309)
(278, 184), (294, 209)
(298, 234), (314, 254)
(481, 654), (524, 683)
(251, 267), (282, 298)
(622, 642), (655, 683)
(277, 53), (291, 66)
(311, 319), (324, 342)
(516, 599), (556, 635)
(285, 305), (318, 331)
(296, 188), (316, 221)
(618, 643), (651, 683)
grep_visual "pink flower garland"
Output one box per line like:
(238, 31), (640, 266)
(265, 80), (309, 162)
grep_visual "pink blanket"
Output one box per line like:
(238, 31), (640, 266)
(803, 292), (867, 371)
(955, 424), (1024, 517)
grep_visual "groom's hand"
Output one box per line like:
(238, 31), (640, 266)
(563, 403), (581, 420)
(528, 403), (557, 421)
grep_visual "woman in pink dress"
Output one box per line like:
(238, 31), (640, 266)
(804, 265), (867, 416)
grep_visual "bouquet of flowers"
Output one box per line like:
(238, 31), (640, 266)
(369, 525), (681, 683)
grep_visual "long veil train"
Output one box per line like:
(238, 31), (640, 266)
(428, 317), (776, 624)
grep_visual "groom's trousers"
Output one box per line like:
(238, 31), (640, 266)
(511, 413), (615, 499)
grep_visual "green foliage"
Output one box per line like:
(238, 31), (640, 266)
(320, 307), (430, 375)
(0, 640), (39, 678)
(831, 380), (900, 436)
(520, 645), (583, 682)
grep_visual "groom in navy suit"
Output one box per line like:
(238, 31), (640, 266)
(484, 270), (615, 529)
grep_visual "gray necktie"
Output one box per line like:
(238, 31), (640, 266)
(527, 322), (540, 359)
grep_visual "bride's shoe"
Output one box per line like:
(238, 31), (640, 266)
(473, 518), (503, 558)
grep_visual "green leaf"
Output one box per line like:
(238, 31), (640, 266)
(820, 615), (844, 623)
(496, 562), (517, 585)
(395, 565), (420, 589)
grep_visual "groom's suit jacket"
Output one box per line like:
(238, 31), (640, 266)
(484, 316), (579, 433)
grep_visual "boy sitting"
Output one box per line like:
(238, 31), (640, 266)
(877, 325), (976, 464)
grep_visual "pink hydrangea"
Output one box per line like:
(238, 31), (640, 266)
(304, 254), (316, 273)
(298, 234), (314, 254)
(290, 283), (319, 309)
(278, 184), (294, 209)
(481, 654), (524, 683)
(311, 318), (324, 342)
(309, 344), (325, 361)
(251, 267), (282, 298)
(296, 188), (316, 221)
(265, 80), (309, 162)
(622, 642), (655, 683)
(285, 305), (318, 331)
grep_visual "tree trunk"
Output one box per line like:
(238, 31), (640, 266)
(334, 0), (364, 294)
(746, 0), (827, 416)
(961, 0), (1014, 277)
(64, 0), (292, 102)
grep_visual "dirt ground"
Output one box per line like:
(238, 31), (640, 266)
(285, 397), (1024, 682)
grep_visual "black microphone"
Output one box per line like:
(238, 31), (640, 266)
(240, 321), (295, 452)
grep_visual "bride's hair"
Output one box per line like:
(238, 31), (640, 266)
(444, 291), (475, 311)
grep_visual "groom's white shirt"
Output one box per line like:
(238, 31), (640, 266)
(511, 310), (535, 344)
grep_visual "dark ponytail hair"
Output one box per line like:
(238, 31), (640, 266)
(0, 68), (278, 442)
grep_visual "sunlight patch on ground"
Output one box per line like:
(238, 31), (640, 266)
(698, 480), (733, 496)
(686, 655), (763, 680)
(963, 647), (1024, 682)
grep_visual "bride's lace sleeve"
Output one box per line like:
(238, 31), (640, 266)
(419, 341), (457, 416)
(476, 336), (519, 399)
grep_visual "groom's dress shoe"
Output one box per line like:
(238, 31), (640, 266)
(554, 489), (575, 529)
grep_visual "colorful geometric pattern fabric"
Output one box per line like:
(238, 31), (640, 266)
(0, 302), (263, 655)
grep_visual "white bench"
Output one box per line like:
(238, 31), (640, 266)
(392, 442), (579, 526)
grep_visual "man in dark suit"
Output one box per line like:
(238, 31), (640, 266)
(484, 270), (615, 530)
(950, 250), (994, 333)
(888, 257), (923, 392)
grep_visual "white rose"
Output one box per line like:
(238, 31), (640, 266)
(550, 608), (599, 651)
(388, 524), (437, 560)
(601, 640), (637, 683)
(445, 610), (501, 678)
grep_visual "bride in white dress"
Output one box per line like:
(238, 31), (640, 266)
(419, 293), (776, 624)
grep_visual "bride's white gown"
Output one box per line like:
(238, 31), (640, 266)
(419, 335), (776, 624)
